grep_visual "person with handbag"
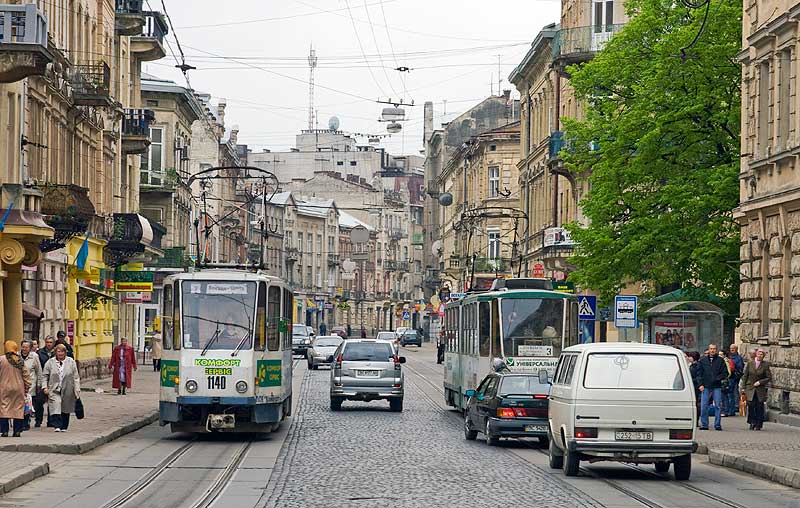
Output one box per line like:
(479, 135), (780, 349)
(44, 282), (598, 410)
(741, 348), (772, 431)
(0, 341), (32, 437)
(19, 340), (42, 431)
(42, 344), (81, 432)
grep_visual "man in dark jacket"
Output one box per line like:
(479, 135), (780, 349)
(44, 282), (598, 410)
(698, 343), (729, 430)
(55, 331), (74, 358)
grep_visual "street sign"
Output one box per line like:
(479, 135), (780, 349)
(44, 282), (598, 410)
(115, 270), (154, 292)
(449, 292), (465, 300)
(552, 282), (574, 294)
(401, 310), (411, 320)
(531, 263), (545, 278)
(578, 296), (597, 320)
(615, 295), (638, 328)
(351, 252), (370, 261)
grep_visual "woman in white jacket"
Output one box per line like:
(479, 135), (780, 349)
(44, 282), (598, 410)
(42, 344), (80, 432)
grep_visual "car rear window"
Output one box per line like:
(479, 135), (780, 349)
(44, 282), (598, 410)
(583, 353), (685, 390)
(376, 333), (395, 340)
(498, 376), (550, 396)
(315, 337), (343, 347)
(342, 342), (394, 361)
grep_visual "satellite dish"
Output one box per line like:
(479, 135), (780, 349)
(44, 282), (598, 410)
(438, 192), (453, 206)
(431, 240), (442, 257)
(342, 259), (356, 272)
(328, 116), (340, 131)
(386, 122), (402, 134)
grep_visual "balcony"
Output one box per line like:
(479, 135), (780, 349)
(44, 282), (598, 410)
(149, 246), (191, 269)
(552, 24), (624, 74)
(388, 229), (406, 242)
(398, 261), (410, 272)
(411, 233), (424, 246)
(327, 253), (340, 266)
(384, 260), (398, 271)
(0, 4), (53, 83)
(286, 247), (300, 263)
(103, 213), (164, 267)
(38, 184), (96, 253)
(130, 11), (168, 62)
(448, 257), (462, 270)
(71, 62), (113, 107)
(548, 131), (566, 160)
(122, 108), (154, 154)
(115, 0), (145, 36)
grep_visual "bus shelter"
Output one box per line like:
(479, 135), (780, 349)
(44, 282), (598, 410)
(643, 301), (725, 353)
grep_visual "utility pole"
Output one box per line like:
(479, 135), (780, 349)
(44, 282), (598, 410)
(308, 46), (318, 131)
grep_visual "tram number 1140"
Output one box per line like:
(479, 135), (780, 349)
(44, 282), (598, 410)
(207, 376), (227, 390)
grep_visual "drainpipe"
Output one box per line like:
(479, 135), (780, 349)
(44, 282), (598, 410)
(553, 73), (561, 227)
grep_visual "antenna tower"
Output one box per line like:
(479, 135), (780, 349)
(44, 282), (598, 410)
(308, 47), (318, 131)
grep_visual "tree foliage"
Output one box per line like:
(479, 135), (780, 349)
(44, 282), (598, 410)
(561, 0), (741, 310)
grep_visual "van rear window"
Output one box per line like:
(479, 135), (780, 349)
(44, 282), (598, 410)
(583, 353), (685, 390)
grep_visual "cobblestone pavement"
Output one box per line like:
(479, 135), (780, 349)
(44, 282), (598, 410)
(259, 367), (602, 508)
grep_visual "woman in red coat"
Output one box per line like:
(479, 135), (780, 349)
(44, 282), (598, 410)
(108, 337), (137, 395)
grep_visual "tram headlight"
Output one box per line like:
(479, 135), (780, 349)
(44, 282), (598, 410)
(235, 380), (248, 393)
(185, 379), (198, 393)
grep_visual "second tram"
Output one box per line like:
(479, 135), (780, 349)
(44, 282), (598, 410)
(442, 279), (579, 411)
(158, 269), (294, 433)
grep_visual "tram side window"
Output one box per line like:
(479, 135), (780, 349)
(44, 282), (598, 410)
(255, 282), (267, 351)
(267, 286), (281, 351)
(491, 299), (500, 357)
(163, 284), (173, 350)
(173, 285), (181, 350)
(479, 302), (490, 356)
(568, 301), (579, 346)
(283, 289), (293, 350)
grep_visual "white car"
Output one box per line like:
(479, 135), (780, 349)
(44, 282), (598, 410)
(307, 335), (344, 369)
(547, 343), (696, 480)
(376, 331), (399, 353)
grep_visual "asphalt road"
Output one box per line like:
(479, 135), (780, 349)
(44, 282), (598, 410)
(1, 347), (799, 508)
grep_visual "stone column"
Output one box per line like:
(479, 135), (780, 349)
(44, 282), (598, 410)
(0, 238), (26, 347)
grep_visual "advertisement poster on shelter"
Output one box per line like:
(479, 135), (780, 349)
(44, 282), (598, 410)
(653, 320), (697, 350)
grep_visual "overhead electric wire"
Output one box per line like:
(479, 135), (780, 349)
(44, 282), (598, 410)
(344, 0), (388, 98)
(363, 0), (399, 98)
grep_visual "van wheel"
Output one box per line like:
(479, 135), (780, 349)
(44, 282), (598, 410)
(654, 461), (670, 473)
(564, 449), (580, 476)
(330, 397), (342, 411)
(485, 421), (499, 446)
(464, 413), (477, 440)
(548, 435), (563, 469)
(390, 398), (403, 412)
(673, 454), (692, 481)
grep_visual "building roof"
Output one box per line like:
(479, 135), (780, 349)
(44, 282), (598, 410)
(296, 197), (338, 219)
(266, 191), (294, 206)
(338, 211), (373, 230)
(509, 23), (559, 85)
(141, 73), (206, 121)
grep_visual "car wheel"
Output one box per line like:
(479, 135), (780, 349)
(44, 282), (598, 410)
(485, 421), (499, 446)
(654, 461), (670, 473)
(330, 397), (342, 411)
(464, 413), (478, 440)
(390, 398), (403, 412)
(564, 448), (580, 477)
(673, 454), (691, 481)
(312, 363), (318, 370)
(548, 434), (563, 469)
(307, 359), (313, 369)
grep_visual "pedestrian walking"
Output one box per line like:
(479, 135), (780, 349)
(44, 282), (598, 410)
(436, 333), (445, 364)
(741, 348), (772, 431)
(686, 351), (701, 420)
(55, 331), (74, 358)
(42, 345), (81, 432)
(360, 327), (367, 338)
(719, 350), (734, 416)
(19, 340), (42, 431)
(151, 331), (163, 372)
(319, 322), (327, 336)
(37, 336), (55, 427)
(346, 324), (352, 338)
(109, 337), (137, 395)
(697, 343), (729, 431)
(726, 344), (745, 416)
(0, 341), (32, 437)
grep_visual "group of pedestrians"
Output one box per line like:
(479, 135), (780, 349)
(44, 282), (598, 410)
(0, 332), (81, 436)
(687, 343), (772, 431)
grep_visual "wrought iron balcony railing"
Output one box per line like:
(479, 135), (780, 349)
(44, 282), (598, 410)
(552, 24), (625, 66)
(72, 62), (112, 107)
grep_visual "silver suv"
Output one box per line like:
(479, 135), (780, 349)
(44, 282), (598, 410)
(329, 339), (406, 412)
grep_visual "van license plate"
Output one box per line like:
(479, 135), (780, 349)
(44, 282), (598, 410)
(356, 370), (379, 377)
(524, 425), (548, 432)
(615, 431), (653, 441)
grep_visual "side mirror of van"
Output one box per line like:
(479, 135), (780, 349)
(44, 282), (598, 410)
(465, 389), (476, 398)
(398, 356), (407, 364)
(326, 355), (334, 363)
(538, 369), (550, 385)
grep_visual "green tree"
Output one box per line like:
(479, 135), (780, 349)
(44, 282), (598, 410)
(561, 0), (741, 310)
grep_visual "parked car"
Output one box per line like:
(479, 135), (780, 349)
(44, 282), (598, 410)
(307, 335), (344, 369)
(547, 343), (697, 480)
(464, 371), (551, 446)
(292, 324), (313, 355)
(376, 331), (399, 352)
(330, 326), (348, 338)
(399, 330), (421, 347)
(329, 339), (405, 412)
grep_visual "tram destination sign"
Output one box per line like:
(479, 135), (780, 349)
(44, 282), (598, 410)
(115, 270), (154, 292)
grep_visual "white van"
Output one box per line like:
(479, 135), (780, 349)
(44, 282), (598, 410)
(547, 343), (697, 480)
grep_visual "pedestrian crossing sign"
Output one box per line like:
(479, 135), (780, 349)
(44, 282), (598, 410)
(578, 296), (597, 320)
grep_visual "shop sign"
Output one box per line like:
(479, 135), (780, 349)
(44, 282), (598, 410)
(257, 359), (282, 387)
(531, 263), (545, 278)
(66, 320), (75, 345)
(115, 271), (154, 291)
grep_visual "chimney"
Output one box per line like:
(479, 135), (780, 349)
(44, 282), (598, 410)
(423, 101), (434, 144)
(230, 124), (239, 145)
(502, 89), (511, 100)
(217, 98), (227, 127)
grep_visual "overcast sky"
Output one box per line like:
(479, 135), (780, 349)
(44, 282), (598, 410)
(149, 0), (560, 156)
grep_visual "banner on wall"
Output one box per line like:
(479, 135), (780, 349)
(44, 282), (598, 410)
(653, 320), (697, 350)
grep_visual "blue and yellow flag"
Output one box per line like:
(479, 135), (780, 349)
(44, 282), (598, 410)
(75, 233), (90, 271)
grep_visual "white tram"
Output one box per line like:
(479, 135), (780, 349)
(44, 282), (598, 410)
(158, 269), (293, 433)
(442, 278), (579, 411)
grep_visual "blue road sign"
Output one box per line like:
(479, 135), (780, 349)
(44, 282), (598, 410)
(402, 310), (411, 320)
(578, 296), (597, 320)
(614, 295), (638, 328)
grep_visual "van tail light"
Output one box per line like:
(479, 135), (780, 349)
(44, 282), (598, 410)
(533, 394), (548, 399)
(497, 407), (516, 418)
(334, 354), (343, 370)
(394, 355), (401, 371)
(669, 429), (693, 440)
(574, 427), (598, 439)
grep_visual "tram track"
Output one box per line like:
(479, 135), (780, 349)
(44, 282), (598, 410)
(404, 360), (752, 508)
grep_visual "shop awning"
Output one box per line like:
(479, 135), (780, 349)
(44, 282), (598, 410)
(78, 284), (118, 303)
(22, 303), (44, 320)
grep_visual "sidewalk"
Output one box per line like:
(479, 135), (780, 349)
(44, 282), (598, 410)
(0, 368), (161, 495)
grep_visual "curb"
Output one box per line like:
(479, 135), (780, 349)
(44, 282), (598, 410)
(0, 412), (159, 454)
(700, 446), (800, 489)
(0, 462), (49, 495)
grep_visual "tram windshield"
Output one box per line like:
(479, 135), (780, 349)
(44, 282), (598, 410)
(501, 298), (564, 357)
(181, 281), (256, 350)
